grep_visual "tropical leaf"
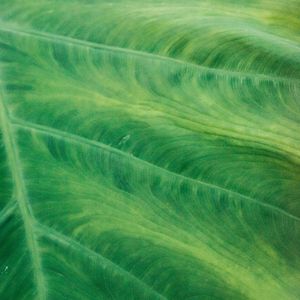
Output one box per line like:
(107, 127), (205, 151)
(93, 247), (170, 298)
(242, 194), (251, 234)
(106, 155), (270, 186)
(0, 0), (300, 299)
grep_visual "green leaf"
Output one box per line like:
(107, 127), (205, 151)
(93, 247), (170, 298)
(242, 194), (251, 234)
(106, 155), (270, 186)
(0, 0), (300, 299)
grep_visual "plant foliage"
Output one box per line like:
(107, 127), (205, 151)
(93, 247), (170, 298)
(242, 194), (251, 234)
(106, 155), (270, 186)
(0, 0), (300, 299)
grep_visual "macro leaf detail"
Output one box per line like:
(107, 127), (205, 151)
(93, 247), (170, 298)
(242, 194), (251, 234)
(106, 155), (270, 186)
(0, 1), (300, 299)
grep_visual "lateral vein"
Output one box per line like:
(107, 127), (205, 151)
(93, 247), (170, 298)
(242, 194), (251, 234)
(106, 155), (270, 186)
(0, 23), (300, 84)
(12, 117), (300, 223)
(36, 223), (168, 300)
(0, 201), (17, 226)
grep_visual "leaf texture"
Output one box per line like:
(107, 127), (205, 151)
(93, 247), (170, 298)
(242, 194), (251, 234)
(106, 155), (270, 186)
(0, 0), (300, 299)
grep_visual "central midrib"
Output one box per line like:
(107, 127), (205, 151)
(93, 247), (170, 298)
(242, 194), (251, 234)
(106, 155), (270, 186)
(0, 90), (167, 300)
(0, 85), (47, 299)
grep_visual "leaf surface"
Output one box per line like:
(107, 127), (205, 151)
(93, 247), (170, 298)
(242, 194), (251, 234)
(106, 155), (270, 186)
(0, 0), (300, 299)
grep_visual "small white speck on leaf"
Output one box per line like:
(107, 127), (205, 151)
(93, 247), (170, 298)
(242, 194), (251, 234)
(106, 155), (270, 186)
(1, 266), (8, 274)
(118, 134), (131, 145)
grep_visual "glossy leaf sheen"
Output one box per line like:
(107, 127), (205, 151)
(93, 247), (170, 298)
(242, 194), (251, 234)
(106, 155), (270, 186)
(0, 0), (300, 299)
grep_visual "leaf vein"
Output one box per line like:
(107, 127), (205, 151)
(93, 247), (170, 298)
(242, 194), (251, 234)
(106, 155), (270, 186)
(0, 77), (47, 299)
(1, 23), (300, 84)
(36, 223), (167, 300)
(12, 117), (300, 223)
